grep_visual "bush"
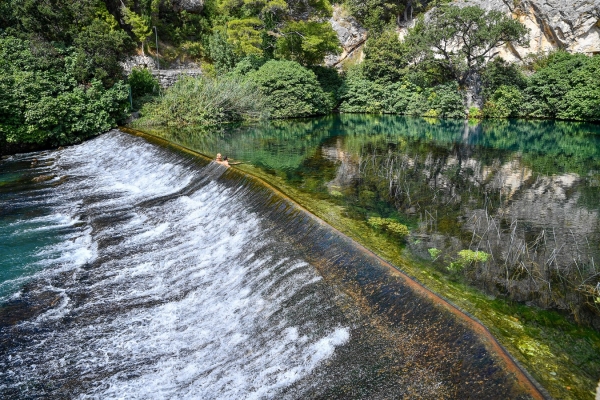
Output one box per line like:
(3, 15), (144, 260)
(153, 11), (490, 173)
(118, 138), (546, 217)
(483, 85), (523, 118)
(523, 52), (600, 121)
(481, 57), (527, 100)
(363, 30), (409, 83)
(128, 67), (159, 98)
(135, 75), (267, 127)
(310, 66), (344, 110)
(230, 55), (267, 76)
(425, 82), (465, 119)
(468, 106), (483, 119)
(448, 249), (490, 272)
(339, 66), (465, 118)
(338, 67), (385, 113)
(246, 60), (331, 118)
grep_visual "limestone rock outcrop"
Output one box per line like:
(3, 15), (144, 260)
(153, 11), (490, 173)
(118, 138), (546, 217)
(171, 0), (204, 14)
(457, 0), (600, 60)
(326, 5), (368, 67)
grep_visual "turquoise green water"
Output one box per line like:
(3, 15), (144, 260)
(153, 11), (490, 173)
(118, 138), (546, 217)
(146, 114), (600, 325)
(0, 155), (79, 299)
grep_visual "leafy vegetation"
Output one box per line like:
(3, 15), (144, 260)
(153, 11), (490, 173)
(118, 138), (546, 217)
(246, 60), (331, 118)
(2, 0), (599, 152)
(407, 6), (528, 88)
(0, 36), (128, 149)
(127, 67), (160, 109)
(135, 75), (266, 127)
(367, 217), (410, 239)
(338, 5), (599, 123)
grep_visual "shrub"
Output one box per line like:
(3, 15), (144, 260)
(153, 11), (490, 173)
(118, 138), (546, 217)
(246, 60), (331, 118)
(310, 66), (344, 110)
(338, 67), (384, 113)
(483, 85), (523, 118)
(128, 67), (159, 98)
(363, 30), (409, 83)
(428, 248), (441, 260)
(481, 57), (527, 100)
(523, 52), (600, 121)
(448, 249), (490, 272)
(425, 82), (465, 119)
(230, 55), (267, 76)
(382, 82), (425, 115)
(135, 75), (266, 127)
(468, 106), (483, 119)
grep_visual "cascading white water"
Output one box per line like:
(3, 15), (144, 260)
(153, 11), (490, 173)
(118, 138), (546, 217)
(0, 132), (351, 398)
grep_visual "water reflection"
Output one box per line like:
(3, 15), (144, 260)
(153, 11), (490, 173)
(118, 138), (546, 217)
(147, 114), (600, 326)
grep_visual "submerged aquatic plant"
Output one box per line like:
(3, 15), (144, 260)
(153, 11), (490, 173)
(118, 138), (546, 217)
(367, 217), (410, 239)
(428, 247), (441, 260)
(448, 249), (490, 272)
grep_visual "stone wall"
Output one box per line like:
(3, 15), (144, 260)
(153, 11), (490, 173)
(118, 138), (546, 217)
(153, 69), (203, 87)
(120, 56), (202, 88)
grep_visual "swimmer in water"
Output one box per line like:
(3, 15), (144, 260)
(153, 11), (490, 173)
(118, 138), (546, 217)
(215, 153), (229, 167)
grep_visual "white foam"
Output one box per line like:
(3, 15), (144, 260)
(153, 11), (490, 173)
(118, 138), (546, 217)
(4, 132), (351, 398)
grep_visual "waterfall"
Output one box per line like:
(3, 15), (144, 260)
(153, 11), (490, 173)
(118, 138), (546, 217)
(0, 131), (543, 399)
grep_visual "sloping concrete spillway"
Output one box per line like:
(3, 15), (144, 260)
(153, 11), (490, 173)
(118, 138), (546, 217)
(0, 130), (545, 399)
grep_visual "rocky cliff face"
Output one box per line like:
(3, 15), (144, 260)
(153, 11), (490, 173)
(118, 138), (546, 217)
(457, 0), (600, 60)
(326, 6), (368, 67)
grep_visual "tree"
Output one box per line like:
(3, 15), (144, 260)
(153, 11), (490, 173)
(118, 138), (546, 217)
(407, 5), (528, 102)
(344, 0), (427, 32)
(208, 29), (240, 72)
(274, 20), (340, 66)
(0, 36), (128, 147)
(363, 30), (409, 83)
(122, 6), (152, 56)
(227, 18), (264, 56)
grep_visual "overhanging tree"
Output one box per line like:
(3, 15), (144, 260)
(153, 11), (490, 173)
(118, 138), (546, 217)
(407, 5), (528, 105)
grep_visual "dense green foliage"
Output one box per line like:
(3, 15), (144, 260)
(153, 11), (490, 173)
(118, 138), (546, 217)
(214, 0), (340, 66)
(128, 67), (160, 98)
(135, 75), (266, 126)
(246, 60), (331, 118)
(362, 30), (409, 83)
(0, 36), (128, 147)
(0, 0), (134, 150)
(275, 20), (340, 66)
(339, 67), (465, 118)
(407, 6), (528, 86)
(339, 5), (599, 122)
(482, 52), (600, 121)
(343, 0), (429, 32)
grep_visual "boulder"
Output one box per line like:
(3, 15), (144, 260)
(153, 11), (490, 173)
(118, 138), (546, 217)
(171, 0), (204, 14)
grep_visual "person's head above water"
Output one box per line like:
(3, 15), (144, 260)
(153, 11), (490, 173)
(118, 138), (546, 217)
(216, 153), (222, 161)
